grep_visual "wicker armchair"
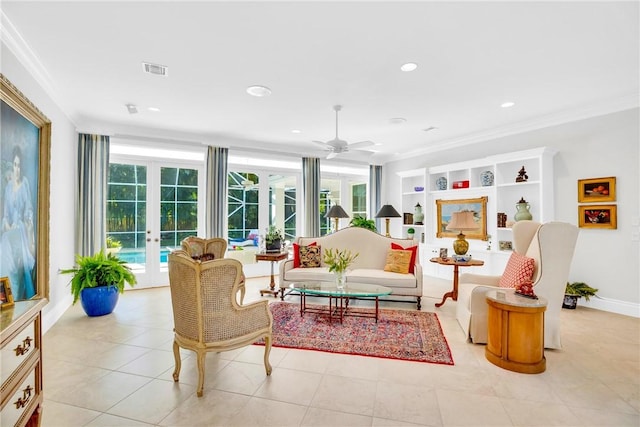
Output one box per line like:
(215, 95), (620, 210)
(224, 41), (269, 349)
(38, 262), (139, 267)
(180, 236), (246, 304)
(168, 250), (273, 397)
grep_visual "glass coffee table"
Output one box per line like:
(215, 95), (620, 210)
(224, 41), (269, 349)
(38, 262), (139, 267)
(290, 282), (392, 323)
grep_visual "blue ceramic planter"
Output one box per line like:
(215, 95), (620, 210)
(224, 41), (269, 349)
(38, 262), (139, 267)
(80, 285), (120, 316)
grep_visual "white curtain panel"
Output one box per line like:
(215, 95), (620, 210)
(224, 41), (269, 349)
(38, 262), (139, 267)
(302, 157), (320, 237)
(369, 164), (382, 231)
(77, 133), (109, 256)
(206, 146), (228, 237)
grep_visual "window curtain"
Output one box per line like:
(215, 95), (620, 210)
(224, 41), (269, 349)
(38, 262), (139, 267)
(76, 133), (110, 256)
(302, 157), (320, 237)
(369, 164), (382, 232)
(206, 146), (228, 237)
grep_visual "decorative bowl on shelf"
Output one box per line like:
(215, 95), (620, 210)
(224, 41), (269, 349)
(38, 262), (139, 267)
(414, 186), (424, 192)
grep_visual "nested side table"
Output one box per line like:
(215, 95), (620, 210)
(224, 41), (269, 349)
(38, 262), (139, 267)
(485, 290), (548, 374)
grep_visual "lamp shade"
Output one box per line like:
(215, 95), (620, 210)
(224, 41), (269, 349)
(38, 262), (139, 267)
(325, 205), (349, 219)
(375, 204), (401, 218)
(446, 211), (478, 231)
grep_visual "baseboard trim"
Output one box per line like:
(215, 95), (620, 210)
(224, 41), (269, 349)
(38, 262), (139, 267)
(580, 296), (640, 318)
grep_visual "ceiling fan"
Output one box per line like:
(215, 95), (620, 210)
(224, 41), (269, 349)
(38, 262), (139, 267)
(312, 105), (375, 159)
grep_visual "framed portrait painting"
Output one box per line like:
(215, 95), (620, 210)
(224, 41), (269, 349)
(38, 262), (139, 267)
(0, 74), (51, 301)
(578, 177), (616, 203)
(436, 196), (488, 240)
(578, 205), (617, 229)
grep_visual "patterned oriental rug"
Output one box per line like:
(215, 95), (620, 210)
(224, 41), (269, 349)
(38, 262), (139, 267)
(258, 302), (454, 365)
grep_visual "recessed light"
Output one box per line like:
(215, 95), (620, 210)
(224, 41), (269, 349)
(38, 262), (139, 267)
(246, 85), (272, 97)
(148, 107), (160, 112)
(291, 129), (301, 134)
(389, 117), (407, 124)
(501, 101), (515, 108)
(400, 62), (418, 72)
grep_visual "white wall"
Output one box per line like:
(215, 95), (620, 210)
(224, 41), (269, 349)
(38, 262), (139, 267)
(2, 43), (76, 331)
(385, 108), (640, 316)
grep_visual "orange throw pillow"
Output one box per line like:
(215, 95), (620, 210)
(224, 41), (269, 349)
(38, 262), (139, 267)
(383, 249), (412, 274)
(499, 252), (535, 288)
(391, 243), (417, 274)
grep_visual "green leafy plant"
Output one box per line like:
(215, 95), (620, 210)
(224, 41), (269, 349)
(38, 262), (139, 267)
(565, 282), (598, 301)
(349, 216), (377, 231)
(407, 228), (415, 234)
(61, 250), (137, 304)
(323, 248), (359, 273)
(106, 236), (122, 249)
(263, 225), (284, 245)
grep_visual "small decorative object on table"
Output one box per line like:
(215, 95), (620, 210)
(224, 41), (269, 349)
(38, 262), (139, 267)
(515, 280), (538, 299)
(514, 197), (532, 221)
(436, 176), (447, 190)
(439, 248), (448, 260)
(480, 170), (494, 186)
(413, 203), (424, 225)
(452, 254), (472, 262)
(323, 248), (359, 290)
(263, 225), (284, 252)
(515, 166), (528, 182)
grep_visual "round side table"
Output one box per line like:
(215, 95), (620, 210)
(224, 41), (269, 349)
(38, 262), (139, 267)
(485, 290), (548, 374)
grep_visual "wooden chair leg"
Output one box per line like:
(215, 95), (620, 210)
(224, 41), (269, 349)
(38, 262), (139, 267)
(172, 340), (181, 382)
(263, 335), (273, 376)
(196, 350), (206, 397)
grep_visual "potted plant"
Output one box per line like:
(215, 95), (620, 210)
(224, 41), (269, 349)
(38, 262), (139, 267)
(106, 236), (122, 255)
(349, 216), (377, 232)
(407, 227), (415, 239)
(323, 248), (359, 289)
(60, 250), (137, 316)
(563, 281), (598, 309)
(263, 225), (284, 252)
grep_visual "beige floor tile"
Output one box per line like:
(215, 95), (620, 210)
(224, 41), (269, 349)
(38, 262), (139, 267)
(310, 375), (377, 416)
(206, 360), (271, 395)
(43, 358), (110, 399)
(324, 352), (382, 381)
(376, 357), (435, 386)
(227, 396), (308, 426)
(234, 341), (289, 367)
(159, 389), (251, 426)
(157, 351), (230, 386)
(568, 406), (640, 426)
(86, 343), (152, 370)
(374, 381), (442, 426)
(500, 398), (582, 426)
(279, 347), (334, 373)
(85, 413), (155, 426)
(436, 389), (513, 426)
(254, 367), (323, 405)
(301, 407), (373, 427)
(123, 327), (175, 349)
(117, 348), (176, 378)
(553, 380), (638, 414)
(41, 400), (101, 427)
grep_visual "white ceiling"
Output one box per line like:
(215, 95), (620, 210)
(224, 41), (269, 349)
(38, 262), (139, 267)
(2, 1), (638, 164)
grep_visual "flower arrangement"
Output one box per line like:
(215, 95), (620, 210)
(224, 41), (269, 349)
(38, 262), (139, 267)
(323, 248), (359, 273)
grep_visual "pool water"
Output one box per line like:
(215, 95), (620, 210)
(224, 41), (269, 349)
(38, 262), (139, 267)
(117, 249), (171, 264)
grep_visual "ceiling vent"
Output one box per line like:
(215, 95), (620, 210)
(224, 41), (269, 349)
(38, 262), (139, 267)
(142, 62), (168, 76)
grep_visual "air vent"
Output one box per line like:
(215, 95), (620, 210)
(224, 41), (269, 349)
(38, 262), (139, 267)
(142, 62), (168, 76)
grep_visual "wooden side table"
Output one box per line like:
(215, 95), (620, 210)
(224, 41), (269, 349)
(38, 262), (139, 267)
(485, 290), (548, 374)
(256, 251), (288, 297)
(429, 257), (484, 307)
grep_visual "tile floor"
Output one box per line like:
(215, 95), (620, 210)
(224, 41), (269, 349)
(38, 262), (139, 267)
(42, 276), (639, 426)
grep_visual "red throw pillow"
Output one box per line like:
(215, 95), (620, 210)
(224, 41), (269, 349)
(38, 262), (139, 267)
(499, 252), (535, 288)
(391, 242), (417, 274)
(293, 241), (317, 268)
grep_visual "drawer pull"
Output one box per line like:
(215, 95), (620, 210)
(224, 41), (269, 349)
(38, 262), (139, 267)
(13, 384), (33, 409)
(13, 336), (33, 356)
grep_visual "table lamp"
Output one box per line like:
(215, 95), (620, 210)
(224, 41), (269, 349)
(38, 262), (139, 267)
(375, 204), (401, 237)
(445, 210), (478, 255)
(325, 205), (349, 232)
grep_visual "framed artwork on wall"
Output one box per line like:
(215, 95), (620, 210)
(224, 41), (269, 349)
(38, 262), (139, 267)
(436, 196), (488, 240)
(578, 205), (617, 229)
(0, 74), (51, 301)
(578, 176), (616, 203)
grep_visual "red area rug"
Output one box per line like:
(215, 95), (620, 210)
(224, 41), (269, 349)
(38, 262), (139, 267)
(259, 301), (454, 365)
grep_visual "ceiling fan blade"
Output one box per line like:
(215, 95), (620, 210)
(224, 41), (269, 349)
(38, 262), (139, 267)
(348, 140), (375, 150)
(312, 140), (331, 149)
(326, 152), (338, 160)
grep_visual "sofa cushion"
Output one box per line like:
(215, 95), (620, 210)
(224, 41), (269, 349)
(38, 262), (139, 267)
(293, 241), (316, 268)
(299, 245), (322, 268)
(499, 251), (535, 288)
(383, 249), (412, 274)
(391, 243), (417, 273)
(347, 269), (418, 288)
(285, 267), (333, 282)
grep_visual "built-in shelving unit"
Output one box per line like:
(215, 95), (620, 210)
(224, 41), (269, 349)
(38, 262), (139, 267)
(397, 168), (427, 244)
(404, 147), (556, 279)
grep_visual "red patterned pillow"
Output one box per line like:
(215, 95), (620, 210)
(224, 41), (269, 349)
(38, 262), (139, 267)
(391, 243), (417, 274)
(293, 241), (317, 268)
(299, 245), (321, 268)
(499, 252), (535, 288)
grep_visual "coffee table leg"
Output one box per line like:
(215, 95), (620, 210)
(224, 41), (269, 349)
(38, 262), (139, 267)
(375, 297), (379, 323)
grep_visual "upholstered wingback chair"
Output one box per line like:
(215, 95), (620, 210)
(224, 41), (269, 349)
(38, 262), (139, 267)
(455, 221), (578, 349)
(168, 251), (273, 397)
(181, 236), (246, 304)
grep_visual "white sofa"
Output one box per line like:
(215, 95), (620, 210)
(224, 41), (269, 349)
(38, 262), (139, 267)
(279, 227), (423, 309)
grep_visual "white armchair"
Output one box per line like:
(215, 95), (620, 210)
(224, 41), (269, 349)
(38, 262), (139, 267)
(455, 221), (578, 349)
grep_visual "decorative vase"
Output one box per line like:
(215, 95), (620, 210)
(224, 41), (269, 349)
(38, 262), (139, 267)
(407, 231), (415, 240)
(80, 285), (120, 317)
(514, 197), (533, 221)
(436, 177), (447, 191)
(480, 170), (494, 186)
(413, 203), (424, 225)
(335, 271), (346, 290)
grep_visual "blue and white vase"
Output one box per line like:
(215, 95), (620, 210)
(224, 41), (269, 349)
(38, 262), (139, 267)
(436, 177), (447, 190)
(480, 170), (494, 186)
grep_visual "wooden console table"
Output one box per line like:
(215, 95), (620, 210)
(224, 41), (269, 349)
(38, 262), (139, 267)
(429, 257), (484, 307)
(256, 251), (288, 297)
(485, 290), (547, 374)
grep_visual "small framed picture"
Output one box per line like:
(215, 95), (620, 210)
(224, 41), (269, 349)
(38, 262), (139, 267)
(439, 248), (448, 259)
(578, 177), (616, 203)
(579, 205), (617, 229)
(499, 241), (513, 251)
(1, 277), (14, 308)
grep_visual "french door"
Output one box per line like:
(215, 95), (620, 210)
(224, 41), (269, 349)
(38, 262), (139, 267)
(107, 158), (204, 288)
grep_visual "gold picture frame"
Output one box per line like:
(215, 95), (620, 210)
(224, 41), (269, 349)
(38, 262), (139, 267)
(436, 197), (488, 240)
(578, 176), (616, 203)
(0, 277), (14, 308)
(1, 74), (51, 300)
(578, 205), (617, 229)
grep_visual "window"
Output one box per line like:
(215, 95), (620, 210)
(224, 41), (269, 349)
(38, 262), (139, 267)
(228, 172), (259, 241)
(352, 182), (367, 219)
(107, 163), (147, 249)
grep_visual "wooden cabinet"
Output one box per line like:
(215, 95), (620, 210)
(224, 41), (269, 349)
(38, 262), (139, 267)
(1, 299), (47, 427)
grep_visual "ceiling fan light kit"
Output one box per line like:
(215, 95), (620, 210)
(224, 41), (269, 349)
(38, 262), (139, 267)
(312, 105), (375, 159)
